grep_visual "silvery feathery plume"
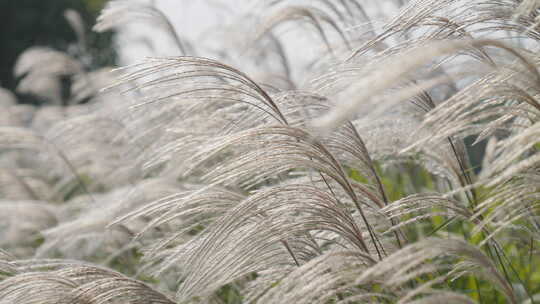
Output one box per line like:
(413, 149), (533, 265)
(255, 238), (514, 304)
(0, 258), (175, 304)
(2, 0), (540, 303)
(0, 168), (50, 201)
(0, 201), (58, 257)
(41, 113), (137, 192)
(94, 0), (187, 55)
(0, 89), (33, 127)
(14, 47), (82, 105)
(35, 179), (184, 265)
(366, 0), (540, 241)
(0, 122), (107, 207)
(0, 88), (17, 107)
(70, 67), (121, 104)
(255, 3), (352, 56)
(106, 52), (416, 302)
(64, 9), (87, 55)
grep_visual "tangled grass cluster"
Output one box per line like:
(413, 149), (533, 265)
(1, 0), (540, 303)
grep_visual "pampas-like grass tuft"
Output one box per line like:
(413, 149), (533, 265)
(1, 0), (540, 303)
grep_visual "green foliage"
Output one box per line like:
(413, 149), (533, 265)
(83, 0), (109, 15)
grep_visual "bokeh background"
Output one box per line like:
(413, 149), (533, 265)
(0, 0), (114, 104)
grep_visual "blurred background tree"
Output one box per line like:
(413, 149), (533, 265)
(0, 0), (115, 102)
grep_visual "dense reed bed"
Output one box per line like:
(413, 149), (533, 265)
(1, 0), (540, 303)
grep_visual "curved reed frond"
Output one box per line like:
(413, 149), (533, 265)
(94, 0), (186, 55)
(37, 179), (180, 264)
(166, 184), (380, 302)
(382, 193), (472, 234)
(256, 238), (513, 303)
(0, 260), (174, 304)
(256, 5), (351, 55)
(3, 0), (540, 303)
(315, 38), (537, 132)
(64, 9), (86, 51)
